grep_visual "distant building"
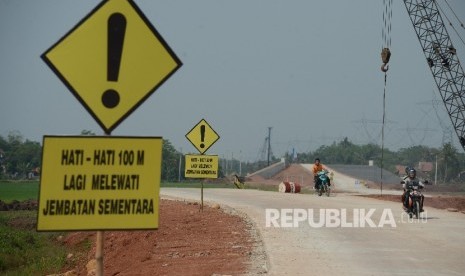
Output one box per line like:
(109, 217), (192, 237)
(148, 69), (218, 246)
(395, 165), (406, 176)
(395, 163), (432, 181)
(418, 162), (433, 173)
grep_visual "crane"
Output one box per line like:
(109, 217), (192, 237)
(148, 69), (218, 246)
(401, 0), (465, 151)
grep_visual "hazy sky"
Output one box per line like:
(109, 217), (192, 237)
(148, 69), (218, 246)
(1, 0), (465, 162)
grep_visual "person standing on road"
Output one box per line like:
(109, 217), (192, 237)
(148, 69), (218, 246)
(312, 158), (330, 189)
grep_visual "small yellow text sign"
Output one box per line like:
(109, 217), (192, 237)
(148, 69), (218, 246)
(184, 154), (218, 179)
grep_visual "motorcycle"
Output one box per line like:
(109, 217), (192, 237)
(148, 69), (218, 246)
(316, 170), (331, 197)
(406, 183), (424, 218)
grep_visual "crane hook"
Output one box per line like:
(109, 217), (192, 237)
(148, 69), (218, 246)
(381, 63), (389, 72)
(381, 48), (391, 72)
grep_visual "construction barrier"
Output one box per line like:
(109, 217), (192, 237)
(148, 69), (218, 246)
(278, 182), (301, 193)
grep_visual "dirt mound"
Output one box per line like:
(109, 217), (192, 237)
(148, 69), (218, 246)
(360, 194), (465, 212)
(0, 199), (37, 211)
(246, 164), (465, 212)
(248, 164), (314, 192)
(60, 199), (265, 276)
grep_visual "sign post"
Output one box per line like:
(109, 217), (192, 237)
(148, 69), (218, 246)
(40, 1), (181, 275)
(185, 119), (220, 210)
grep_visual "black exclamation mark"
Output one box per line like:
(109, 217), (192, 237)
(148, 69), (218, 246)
(102, 13), (126, 109)
(200, 125), (205, 148)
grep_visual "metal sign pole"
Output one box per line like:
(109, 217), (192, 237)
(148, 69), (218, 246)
(201, 180), (204, 211)
(96, 131), (110, 276)
(96, 230), (104, 276)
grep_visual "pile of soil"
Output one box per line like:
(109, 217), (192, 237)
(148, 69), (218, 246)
(247, 163), (315, 193)
(0, 199), (37, 211)
(246, 164), (465, 211)
(361, 194), (465, 212)
(59, 199), (267, 276)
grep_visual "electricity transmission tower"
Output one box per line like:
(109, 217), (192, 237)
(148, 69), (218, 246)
(257, 127), (273, 165)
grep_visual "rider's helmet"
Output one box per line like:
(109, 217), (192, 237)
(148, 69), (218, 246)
(405, 166), (412, 174)
(408, 168), (416, 179)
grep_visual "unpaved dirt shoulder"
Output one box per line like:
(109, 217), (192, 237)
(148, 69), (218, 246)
(161, 195), (269, 275)
(59, 198), (267, 276)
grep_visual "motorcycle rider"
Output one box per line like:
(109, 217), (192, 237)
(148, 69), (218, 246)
(401, 168), (426, 212)
(312, 158), (330, 189)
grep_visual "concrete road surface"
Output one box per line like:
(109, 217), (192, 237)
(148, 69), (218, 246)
(301, 164), (402, 195)
(161, 188), (465, 276)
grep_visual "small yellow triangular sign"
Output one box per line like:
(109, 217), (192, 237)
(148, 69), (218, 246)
(185, 119), (220, 154)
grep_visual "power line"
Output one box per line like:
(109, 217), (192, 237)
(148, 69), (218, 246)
(437, 0), (465, 47)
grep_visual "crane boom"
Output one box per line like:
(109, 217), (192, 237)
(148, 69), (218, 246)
(403, 0), (465, 151)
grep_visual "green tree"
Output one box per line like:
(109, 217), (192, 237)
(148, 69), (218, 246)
(0, 136), (7, 178)
(80, 129), (96, 136)
(1, 132), (41, 178)
(397, 145), (435, 167)
(438, 143), (461, 183)
(1, 131), (463, 183)
(161, 140), (181, 181)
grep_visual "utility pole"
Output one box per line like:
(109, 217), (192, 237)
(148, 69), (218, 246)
(231, 152), (234, 174)
(267, 127), (272, 166)
(239, 150), (242, 176)
(178, 148), (182, 182)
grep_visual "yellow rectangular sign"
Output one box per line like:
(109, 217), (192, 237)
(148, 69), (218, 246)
(37, 136), (162, 231)
(184, 154), (218, 179)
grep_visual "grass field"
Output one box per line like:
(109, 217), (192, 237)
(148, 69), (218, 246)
(0, 181), (39, 203)
(0, 210), (72, 275)
(0, 180), (273, 203)
(0, 181), (75, 275)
